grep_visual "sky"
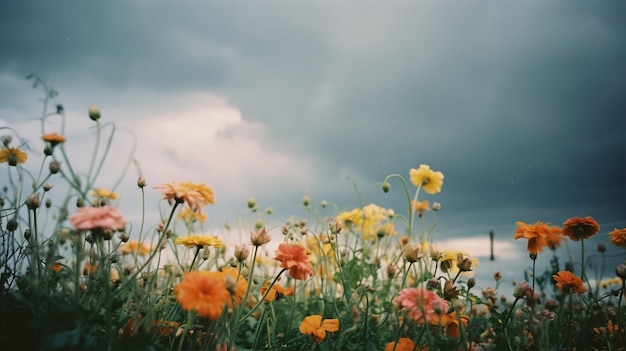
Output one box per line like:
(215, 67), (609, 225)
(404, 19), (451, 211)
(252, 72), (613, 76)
(1, 1), (625, 289)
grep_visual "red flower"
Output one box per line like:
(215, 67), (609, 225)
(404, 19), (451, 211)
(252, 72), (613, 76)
(563, 216), (600, 241)
(274, 243), (314, 280)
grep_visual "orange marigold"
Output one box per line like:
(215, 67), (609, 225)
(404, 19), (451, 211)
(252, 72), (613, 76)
(609, 228), (626, 248)
(41, 133), (66, 146)
(514, 221), (562, 254)
(299, 315), (339, 342)
(261, 281), (295, 303)
(563, 216), (600, 241)
(553, 271), (587, 294)
(274, 243), (314, 280)
(385, 338), (415, 351)
(173, 271), (231, 320)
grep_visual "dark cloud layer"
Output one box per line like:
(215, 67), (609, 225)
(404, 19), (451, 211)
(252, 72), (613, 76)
(1, 1), (624, 250)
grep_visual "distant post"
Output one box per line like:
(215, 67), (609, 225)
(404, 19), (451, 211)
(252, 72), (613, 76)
(490, 230), (494, 261)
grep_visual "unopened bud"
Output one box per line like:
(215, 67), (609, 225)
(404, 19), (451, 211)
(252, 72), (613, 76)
(382, 182), (391, 193)
(467, 277), (476, 289)
(432, 202), (441, 211)
(26, 193), (41, 210)
(250, 227), (271, 246)
(247, 197), (256, 209)
(387, 264), (397, 278)
(302, 195), (310, 207)
(234, 244), (249, 262)
(76, 198), (85, 208)
(202, 247), (211, 260)
(404, 245), (423, 263)
(7, 217), (18, 231)
(616, 264), (626, 280)
(43, 182), (53, 191)
(49, 161), (60, 174)
(137, 176), (146, 188)
(320, 200), (327, 208)
(8, 154), (18, 166)
(119, 233), (130, 242)
(88, 105), (101, 121)
(43, 143), (53, 156)
(597, 244), (606, 253)
(45, 199), (52, 208)
(24, 229), (31, 241)
(514, 282), (531, 299)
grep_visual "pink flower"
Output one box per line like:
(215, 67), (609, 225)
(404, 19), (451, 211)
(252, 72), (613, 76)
(69, 206), (126, 232)
(394, 287), (449, 324)
(274, 243), (314, 280)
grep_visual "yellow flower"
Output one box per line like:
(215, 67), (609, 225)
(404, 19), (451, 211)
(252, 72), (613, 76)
(336, 203), (392, 240)
(178, 206), (208, 223)
(409, 164), (444, 194)
(89, 187), (119, 200)
(411, 200), (430, 217)
(299, 315), (339, 342)
(120, 240), (151, 256)
(175, 235), (224, 249)
(0, 147), (28, 165)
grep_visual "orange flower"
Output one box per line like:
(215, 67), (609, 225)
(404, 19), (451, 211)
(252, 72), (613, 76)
(431, 312), (470, 338)
(261, 281), (295, 303)
(409, 164), (444, 194)
(274, 243), (314, 280)
(41, 133), (66, 146)
(385, 338), (416, 351)
(609, 228), (626, 248)
(120, 240), (150, 256)
(150, 320), (180, 336)
(173, 271), (231, 320)
(553, 271), (587, 294)
(0, 147), (28, 165)
(411, 200), (430, 217)
(299, 315), (339, 342)
(514, 221), (562, 254)
(563, 216), (600, 241)
(220, 267), (248, 305)
(154, 181), (215, 212)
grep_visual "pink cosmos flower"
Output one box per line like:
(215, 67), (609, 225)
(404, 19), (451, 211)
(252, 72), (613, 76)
(69, 206), (126, 232)
(395, 287), (449, 324)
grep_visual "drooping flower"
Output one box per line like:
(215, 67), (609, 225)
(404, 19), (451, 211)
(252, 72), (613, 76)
(41, 133), (66, 147)
(173, 271), (231, 320)
(385, 338), (416, 351)
(0, 147), (28, 165)
(89, 187), (120, 201)
(409, 164), (444, 194)
(175, 235), (224, 249)
(274, 243), (314, 280)
(120, 240), (150, 256)
(553, 271), (587, 294)
(608, 228), (626, 248)
(563, 216), (600, 241)
(69, 206), (126, 232)
(261, 281), (295, 303)
(299, 315), (339, 343)
(514, 221), (562, 254)
(395, 287), (450, 324)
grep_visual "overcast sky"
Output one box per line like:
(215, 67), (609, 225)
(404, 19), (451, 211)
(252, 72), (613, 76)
(1, 1), (625, 285)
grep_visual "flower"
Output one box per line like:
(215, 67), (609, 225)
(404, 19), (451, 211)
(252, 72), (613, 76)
(119, 240), (150, 256)
(89, 187), (119, 201)
(553, 271), (587, 294)
(173, 271), (231, 320)
(274, 243), (314, 280)
(298, 315), (339, 343)
(175, 235), (224, 249)
(220, 267), (248, 305)
(261, 281), (295, 303)
(409, 164), (444, 194)
(411, 200), (430, 217)
(41, 133), (66, 147)
(385, 338), (415, 351)
(336, 203), (391, 240)
(177, 206), (208, 223)
(514, 221), (562, 254)
(153, 181), (215, 212)
(609, 228), (626, 248)
(395, 287), (450, 324)
(431, 312), (470, 338)
(0, 147), (28, 165)
(250, 227), (272, 246)
(563, 216), (600, 241)
(69, 206), (126, 232)
(150, 320), (180, 336)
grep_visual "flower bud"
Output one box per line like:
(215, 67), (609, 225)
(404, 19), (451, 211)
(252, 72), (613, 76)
(597, 244), (606, 253)
(76, 198), (85, 208)
(25, 193), (41, 210)
(514, 282), (531, 299)
(43, 182), (53, 191)
(467, 277), (476, 289)
(432, 202), (441, 211)
(49, 160), (60, 174)
(247, 197), (256, 209)
(444, 279), (460, 300)
(302, 195), (310, 207)
(119, 233), (130, 242)
(234, 244), (249, 262)
(8, 154), (18, 166)
(45, 199), (52, 208)
(43, 143), (53, 156)
(250, 227), (271, 246)
(404, 245), (423, 263)
(387, 264), (397, 278)
(320, 200), (327, 208)
(382, 182), (391, 193)
(7, 217), (18, 231)
(328, 218), (344, 235)
(88, 105), (101, 121)
(202, 247), (211, 260)
(457, 254), (473, 272)
(137, 176), (146, 188)
(24, 229), (31, 241)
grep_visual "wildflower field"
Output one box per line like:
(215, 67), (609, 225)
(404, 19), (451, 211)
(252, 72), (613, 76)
(1, 76), (625, 350)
